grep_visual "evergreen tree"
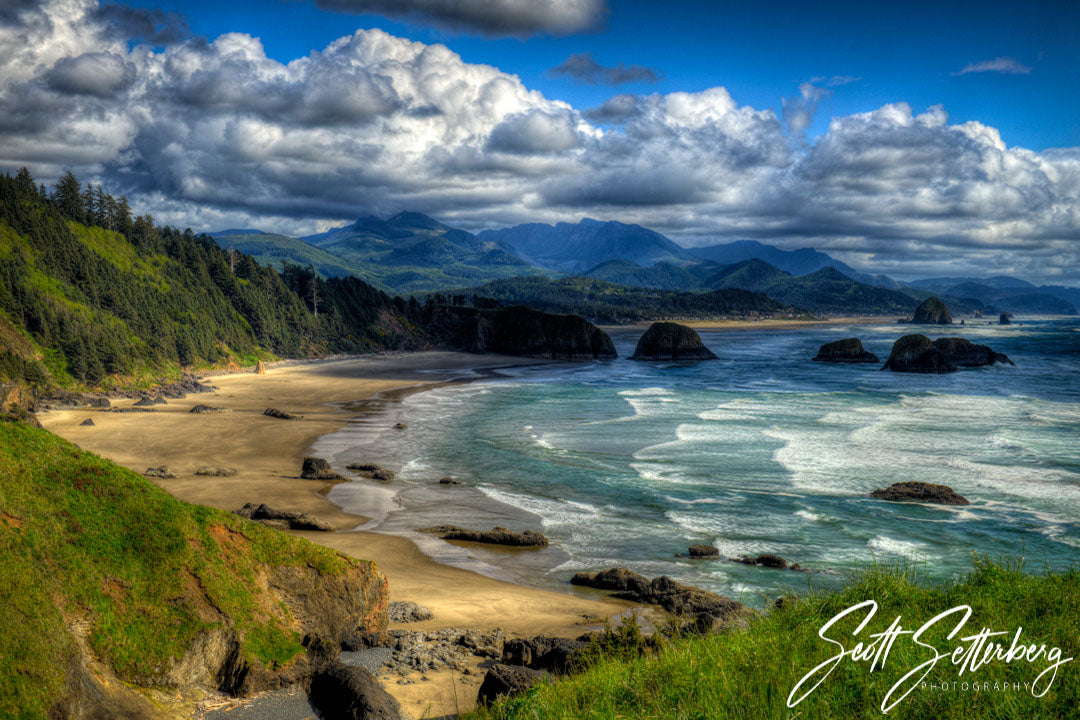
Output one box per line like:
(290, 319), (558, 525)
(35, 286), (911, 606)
(53, 172), (83, 222)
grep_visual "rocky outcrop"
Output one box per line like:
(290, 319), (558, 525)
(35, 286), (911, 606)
(813, 338), (879, 364)
(870, 481), (970, 505)
(904, 297), (952, 325)
(999, 312), (1012, 325)
(133, 395), (166, 407)
(426, 305), (617, 360)
(233, 502), (335, 531)
(144, 465), (176, 479)
(570, 568), (745, 620)
(264, 407), (302, 420)
(731, 554), (803, 571)
(418, 525), (549, 547)
(882, 335), (1013, 373)
(438, 477), (462, 485)
(195, 466), (238, 477)
(688, 544), (719, 558)
(190, 404), (229, 414)
(502, 636), (588, 674)
(347, 463), (395, 481)
(630, 322), (718, 361)
(478, 664), (550, 706)
(302, 457), (344, 481)
(308, 663), (405, 720)
(388, 601), (433, 623)
(79, 418), (95, 427)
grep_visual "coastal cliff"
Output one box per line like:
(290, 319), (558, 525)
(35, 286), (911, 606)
(0, 420), (388, 718)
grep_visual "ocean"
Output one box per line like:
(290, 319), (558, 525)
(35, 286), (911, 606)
(314, 318), (1080, 608)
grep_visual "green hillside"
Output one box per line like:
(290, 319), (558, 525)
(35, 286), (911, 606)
(0, 419), (386, 717)
(582, 259), (704, 290)
(212, 231), (363, 280)
(450, 275), (803, 323)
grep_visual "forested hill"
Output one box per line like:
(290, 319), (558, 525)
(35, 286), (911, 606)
(0, 169), (429, 392)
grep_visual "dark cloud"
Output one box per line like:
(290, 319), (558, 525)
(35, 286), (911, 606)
(486, 111), (582, 155)
(89, 4), (190, 45)
(0, 0), (38, 25)
(47, 52), (136, 98)
(313, 0), (606, 37)
(549, 52), (659, 85)
(584, 94), (641, 123)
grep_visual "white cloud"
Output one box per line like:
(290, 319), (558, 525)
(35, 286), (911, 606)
(0, 1), (1078, 282)
(953, 57), (1032, 76)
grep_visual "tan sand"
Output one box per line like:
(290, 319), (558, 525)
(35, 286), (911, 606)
(41, 352), (633, 718)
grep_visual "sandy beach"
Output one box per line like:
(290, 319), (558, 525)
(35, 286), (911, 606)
(40, 352), (633, 718)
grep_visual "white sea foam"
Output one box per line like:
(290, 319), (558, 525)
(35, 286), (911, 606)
(618, 387), (673, 396)
(794, 509), (823, 522)
(866, 535), (929, 560)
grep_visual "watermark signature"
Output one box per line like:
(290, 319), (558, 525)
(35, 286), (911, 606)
(787, 601), (1073, 713)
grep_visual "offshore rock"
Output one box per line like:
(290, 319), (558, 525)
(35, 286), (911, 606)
(630, 322), (718, 361)
(418, 525), (549, 547)
(870, 481), (970, 505)
(813, 338), (879, 364)
(904, 297), (953, 325)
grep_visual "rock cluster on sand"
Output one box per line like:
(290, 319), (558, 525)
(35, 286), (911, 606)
(189, 404), (229, 414)
(363, 627), (505, 677)
(570, 567), (745, 621)
(393, 422), (408, 430)
(882, 335), (1013, 374)
(347, 462), (395, 481)
(195, 466), (237, 477)
(264, 407), (302, 420)
(144, 465), (175, 479)
(870, 481), (970, 505)
(133, 395), (166, 407)
(730, 554), (803, 571)
(233, 502), (335, 531)
(418, 525), (549, 547)
(630, 322), (719, 361)
(79, 418), (95, 426)
(501, 636), (588, 675)
(301, 456), (344, 481)
(903, 297), (952, 325)
(388, 601), (434, 623)
(813, 338), (879, 364)
(687, 544), (719, 558)
(438, 477), (462, 485)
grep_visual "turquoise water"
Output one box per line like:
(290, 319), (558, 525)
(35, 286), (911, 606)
(322, 318), (1080, 607)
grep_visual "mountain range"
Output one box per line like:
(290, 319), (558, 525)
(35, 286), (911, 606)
(212, 214), (1078, 316)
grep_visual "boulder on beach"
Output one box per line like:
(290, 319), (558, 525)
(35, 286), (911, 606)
(478, 664), (550, 706)
(144, 465), (175, 479)
(79, 418), (95, 427)
(308, 663), (404, 720)
(630, 322), (718, 362)
(570, 567), (745, 620)
(346, 462), (395, 481)
(418, 525), (549, 547)
(870, 481), (970, 505)
(904, 297), (953, 325)
(502, 636), (588, 675)
(194, 466), (237, 477)
(882, 335), (1013, 374)
(688, 544), (719, 558)
(393, 422), (408, 430)
(438, 477), (462, 485)
(133, 395), (166, 407)
(255, 360), (267, 374)
(813, 338), (879, 364)
(388, 601), (434, 623)
(301, 456), (344, 481)
(263, 407), (302, 420)
(189, 404), (229, 414)
(233, 502), (335, 531)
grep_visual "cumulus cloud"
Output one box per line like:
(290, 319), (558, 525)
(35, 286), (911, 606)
(313, 0), (606, 37)
(782, 82), (828, 137)
(549, 52), (659, 85)
(1, 1), (1079, 282)
(953, 57), (1032, 76)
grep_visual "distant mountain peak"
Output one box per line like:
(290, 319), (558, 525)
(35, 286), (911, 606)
(210, 228), (266, 238)
(388, 211), (444, 229)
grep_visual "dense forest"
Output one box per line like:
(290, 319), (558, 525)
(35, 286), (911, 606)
(0, 169), (431, 391)
(440, 276), (805, 324)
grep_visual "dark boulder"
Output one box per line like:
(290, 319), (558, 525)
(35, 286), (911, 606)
(388, 601), (433, 623)
(79, 418), (95, 426)
(688, 544), (719, 558)
(144, 465), (175, 479)
(195, 466), (237, 476)
(347, 463), (395, 481)
(418, 525), (549, 547)
(999, 312), (1012, 325)
(308, 663), (405, 720)
(438, 477), (462, 485)
(302, 456), (343, 480)
(133, 395), (166, 407)
(731, 554), (789, 569)
(477, 664), (550, 705)
(571, 567), (745, 620)
(393, 422), (408, 430)
(233, 502), (335, 531)
(881, 334), (956, 373)
(264, 407), (302, 420)
(630, 322), (718, 361)
(425, 304), (617, 361)
(502, 636), (587, 674)
(870, 481), (970, 505)
(813, 338), (879, 364)
(905, 297), (953, 325)
(932, 337), (1013, 368)
(189, 404), (229, 414)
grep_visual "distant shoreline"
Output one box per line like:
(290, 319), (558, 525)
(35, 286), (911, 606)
(600, 314), (894, 336)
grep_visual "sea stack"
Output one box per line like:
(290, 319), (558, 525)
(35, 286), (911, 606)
(813, 338), (879, 364)
(871, 481), (970, 505)
(630, 322), (718, 361)
(882, 335), (1013, 373)
(905, 297), (952, 325)
(999, 312), (1011, 325)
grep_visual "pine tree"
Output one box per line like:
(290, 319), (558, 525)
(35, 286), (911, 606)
(53, 172), (83, 222)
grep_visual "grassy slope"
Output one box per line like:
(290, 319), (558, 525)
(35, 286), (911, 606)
(0, 420), (369, 717)
(470, 560), (1079, 720)
(212, 232), (364, 282)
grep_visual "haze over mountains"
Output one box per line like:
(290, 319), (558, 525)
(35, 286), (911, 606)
(212, 214), (1079, 317)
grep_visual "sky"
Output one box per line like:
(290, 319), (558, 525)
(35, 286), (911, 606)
(1, 0), (1079, 282)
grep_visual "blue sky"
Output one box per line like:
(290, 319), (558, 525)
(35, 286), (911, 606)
(123, 0), (1080, 150)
